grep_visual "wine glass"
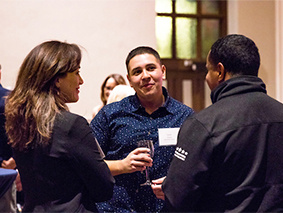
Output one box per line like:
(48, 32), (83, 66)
(137, 140), (154, 186)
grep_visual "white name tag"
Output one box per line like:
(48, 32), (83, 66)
(158, 128), (180, 146)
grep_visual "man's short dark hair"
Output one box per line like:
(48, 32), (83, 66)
(125, 46), (162, 74)
(209, 34), (260, 76)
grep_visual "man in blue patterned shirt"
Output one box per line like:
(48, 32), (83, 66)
(90, 46), (194, 212)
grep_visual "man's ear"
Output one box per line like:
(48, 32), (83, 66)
(126, 74), (133, 87)
(161, 65), (166, 80)
(217, 62), (225, 83)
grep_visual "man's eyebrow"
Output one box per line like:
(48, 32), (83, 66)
(145, 63), (156, 67)
(130, 67), (141, 73)
(130, 63), (157, 73)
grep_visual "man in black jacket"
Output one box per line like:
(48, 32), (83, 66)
(152, 34), (283, 212)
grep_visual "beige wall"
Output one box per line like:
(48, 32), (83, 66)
(238, 0), (276, 98)
(0, 0), (156, 120)
(276, 0), (283, 102)
(0, 0), (281, 119)
(234, 0), (283, 104)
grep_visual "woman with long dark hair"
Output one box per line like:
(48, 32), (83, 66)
(5, 40), (114, 212)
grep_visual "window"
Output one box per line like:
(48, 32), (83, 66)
(156, 0), (227, 61)
(156, 0), (227, 111)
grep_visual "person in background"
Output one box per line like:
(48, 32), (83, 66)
(106, 84), (135, 105)
(5, 40), (114, 212)
(0, 64), (17, 212)
(92, 74), (126, 118)
(90, 46), (194, 212)
(0, 64), (13, 170)
(152, 34), (283, 212)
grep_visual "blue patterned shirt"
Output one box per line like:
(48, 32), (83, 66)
(90, 87), (194, 212)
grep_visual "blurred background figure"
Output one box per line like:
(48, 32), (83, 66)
(92, 74), (126, 118)
(5, 40), (114, 212)
(0, 64), (17, 213)
(106, 85), (135, 105)
(0, 64), (13, 170)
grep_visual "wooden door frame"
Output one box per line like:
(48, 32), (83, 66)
(163, 59), (207, 112)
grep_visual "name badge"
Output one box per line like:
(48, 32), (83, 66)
(158, 128), (180, 146)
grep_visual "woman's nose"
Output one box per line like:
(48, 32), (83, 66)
(79, 75), (84, 85)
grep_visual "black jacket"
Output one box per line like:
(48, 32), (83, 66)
(163, 76), (283, 212)
(14, 111), (114, 212)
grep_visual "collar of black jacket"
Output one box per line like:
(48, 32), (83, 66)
(210, 75), (267, 104)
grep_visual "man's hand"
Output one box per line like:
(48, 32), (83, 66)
(151, 176), (166, 200)
(121, 147), (153, 173)
(15, 171), (23, 192)
(1, 157), (16, 169)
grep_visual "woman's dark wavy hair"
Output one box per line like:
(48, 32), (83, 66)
(209, 34), (260, 76)
(5, 40), (81, 151)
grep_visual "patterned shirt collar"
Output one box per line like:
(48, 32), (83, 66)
(129, 87), (173, 115)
